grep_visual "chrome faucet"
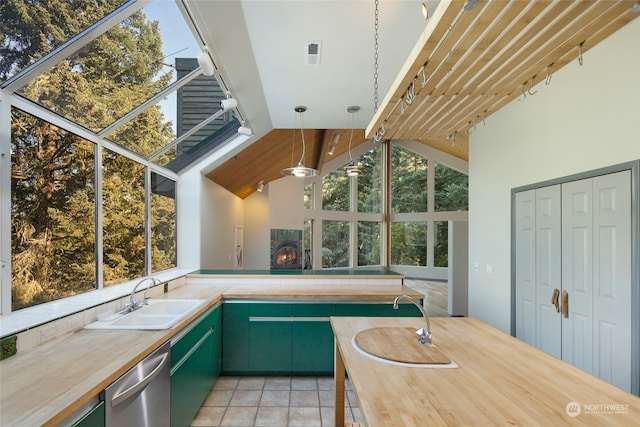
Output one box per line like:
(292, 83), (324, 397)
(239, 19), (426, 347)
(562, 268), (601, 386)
(393, 294), (432, 346)
(127, 277), (160, 312)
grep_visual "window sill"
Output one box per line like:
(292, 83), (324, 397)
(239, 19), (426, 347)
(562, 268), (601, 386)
(0, 269), (192, 339)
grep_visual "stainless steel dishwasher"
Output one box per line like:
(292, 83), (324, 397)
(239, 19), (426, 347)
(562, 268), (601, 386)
(103, 341), (170, 427)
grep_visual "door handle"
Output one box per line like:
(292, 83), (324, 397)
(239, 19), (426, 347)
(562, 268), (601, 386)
(561, 290), (569, 319)
(551, 289), (560, 313)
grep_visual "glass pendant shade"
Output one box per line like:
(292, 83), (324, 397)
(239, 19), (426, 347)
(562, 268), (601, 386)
(281, 106), (318, 177)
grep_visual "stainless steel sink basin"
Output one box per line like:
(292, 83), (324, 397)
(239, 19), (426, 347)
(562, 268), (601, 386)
(85, 299), (206, 330)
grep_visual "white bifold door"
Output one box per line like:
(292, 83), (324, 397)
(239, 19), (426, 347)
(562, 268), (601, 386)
(515, 170), (632, 392)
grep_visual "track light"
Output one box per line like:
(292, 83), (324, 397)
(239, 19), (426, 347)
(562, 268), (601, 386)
(632, 1), (640, 13)
(328, 133), (339, 156)
(463, 0), (478, 11)
(238, 126), (252, 136)
(221, 97), (237, 112)
(197, 47), (215, 76)
(257, 180), (264, 192)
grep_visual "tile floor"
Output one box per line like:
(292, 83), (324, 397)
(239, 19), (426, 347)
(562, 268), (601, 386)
(191, 376), (361, 427)
(191, 280), (447, 427)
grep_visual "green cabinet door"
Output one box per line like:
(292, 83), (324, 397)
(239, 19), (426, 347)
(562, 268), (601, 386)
(291, 304), (335, 374)
(171, 305), (221, 427)
(71, 401), (105, 427)
(222, 302), (250, 373)
(248, 303), (292, 374)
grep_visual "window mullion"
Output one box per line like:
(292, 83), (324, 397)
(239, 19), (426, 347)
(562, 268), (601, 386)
(95, 141), (104, 289)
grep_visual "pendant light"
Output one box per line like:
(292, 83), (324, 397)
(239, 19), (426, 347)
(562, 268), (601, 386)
(281, 106), (318, 177)
(345, 106), (362, 177)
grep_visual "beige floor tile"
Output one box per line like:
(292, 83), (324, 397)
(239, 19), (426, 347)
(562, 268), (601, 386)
(254, 407), (288, 427)
(319, 406), (336, 427)
(318, 390), (334, 407)
(264, 377), (291, 390)
(316, 377), (334, 391)
(230, 390), (262, 406)
(204, 389), (234, 406)
(220, 406), (258, 427)
(191, 406), (226, 426)
(288, 407), (321, 427)
(214, 377), (239, 391)
(260, 390), (290, 407)
(237, 377), (266, 390)
(290, 390), (319, 407)
(291, 377), (318, 390)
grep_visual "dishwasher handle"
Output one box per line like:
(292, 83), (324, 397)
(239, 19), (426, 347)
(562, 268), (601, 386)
(111, 351), (169, 408)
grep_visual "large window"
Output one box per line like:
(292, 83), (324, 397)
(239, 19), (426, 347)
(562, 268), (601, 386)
(435, 162), (469, 212)
(358, 221), (382, 266)
(322, 220), (350, 268)
(102, 148), (146, 284)
(1, 0), (225, 312)
(151, 173), (177, 272)
(390, 222), (428, 266)
(391, 145), (428, 213)
(10, 109), (96, 310)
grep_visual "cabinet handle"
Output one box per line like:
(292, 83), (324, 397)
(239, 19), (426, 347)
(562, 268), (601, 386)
(551, 289), (560, 313)
(561, 290), (569, 319)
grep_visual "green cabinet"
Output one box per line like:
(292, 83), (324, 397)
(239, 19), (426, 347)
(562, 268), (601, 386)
(171, 304), (222, 427)
(249, 303), (292, 373)
(222, 300), (421, 375)
(291, 304), (335, 374)
(71, 401), (105, 427)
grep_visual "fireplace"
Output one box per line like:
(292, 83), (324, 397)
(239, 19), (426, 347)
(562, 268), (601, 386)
(271, 229), (303, 270)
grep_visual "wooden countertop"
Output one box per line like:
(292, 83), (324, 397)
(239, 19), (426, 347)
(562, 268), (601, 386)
(0, 283), (416, 426)
(222, 283), (420, 300)
(331, 317), (640, 426)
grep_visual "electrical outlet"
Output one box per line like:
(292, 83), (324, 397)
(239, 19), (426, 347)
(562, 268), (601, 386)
(1, 335), (17, 360)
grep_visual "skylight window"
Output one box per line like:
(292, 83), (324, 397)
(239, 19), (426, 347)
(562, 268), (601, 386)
(2, 0), (238, 169)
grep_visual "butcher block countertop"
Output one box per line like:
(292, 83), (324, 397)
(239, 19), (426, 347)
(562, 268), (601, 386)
(0, 280), (416, 427)
(331, 317), (640, 426)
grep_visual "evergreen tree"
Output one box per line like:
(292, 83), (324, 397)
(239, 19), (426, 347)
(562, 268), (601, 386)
(5, 1), (176, 309)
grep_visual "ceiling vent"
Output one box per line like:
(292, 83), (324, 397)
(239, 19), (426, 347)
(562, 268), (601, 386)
(305, 41), (321, 66)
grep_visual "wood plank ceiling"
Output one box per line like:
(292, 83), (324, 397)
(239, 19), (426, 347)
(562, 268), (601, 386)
(208, 0), (639, 199)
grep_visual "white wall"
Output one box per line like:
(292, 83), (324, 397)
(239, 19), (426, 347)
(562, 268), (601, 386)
(177, 168), (243, 270)
(243, 187), (270, 269)
(468, 19), (640, 333)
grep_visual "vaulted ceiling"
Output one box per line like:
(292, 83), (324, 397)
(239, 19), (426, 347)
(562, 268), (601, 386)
(190, 1), (639, 198)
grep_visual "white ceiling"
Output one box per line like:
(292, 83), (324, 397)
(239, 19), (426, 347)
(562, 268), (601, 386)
(189, 0), (437, 137)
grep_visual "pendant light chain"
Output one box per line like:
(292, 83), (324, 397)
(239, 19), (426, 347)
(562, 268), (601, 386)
(373, 0), (379, 113)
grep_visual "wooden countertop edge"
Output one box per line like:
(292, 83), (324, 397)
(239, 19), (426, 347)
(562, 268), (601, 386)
(2, 283), (418, 427)
(43, 296), (224, 427)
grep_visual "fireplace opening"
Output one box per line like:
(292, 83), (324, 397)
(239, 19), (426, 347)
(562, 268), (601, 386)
(271, 240), (302, 269)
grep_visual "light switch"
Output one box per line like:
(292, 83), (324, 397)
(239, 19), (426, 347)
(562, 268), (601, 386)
(486, 264), (493, 273)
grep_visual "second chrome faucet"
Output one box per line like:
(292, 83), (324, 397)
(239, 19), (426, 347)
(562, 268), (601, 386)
(393, 294), (432, 346)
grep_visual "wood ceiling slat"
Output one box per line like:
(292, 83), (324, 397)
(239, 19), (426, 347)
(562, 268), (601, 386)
(427, 0), (632, 138)
(403, 1), (551, 139)
(393, 0), (533, 140)
(407, 0), (571, 139)
(366, 0), (462, 139)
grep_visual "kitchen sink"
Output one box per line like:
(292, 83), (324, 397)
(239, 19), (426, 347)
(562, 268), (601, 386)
(351, 327), (458, 369)
(85, 299), (206, 330)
